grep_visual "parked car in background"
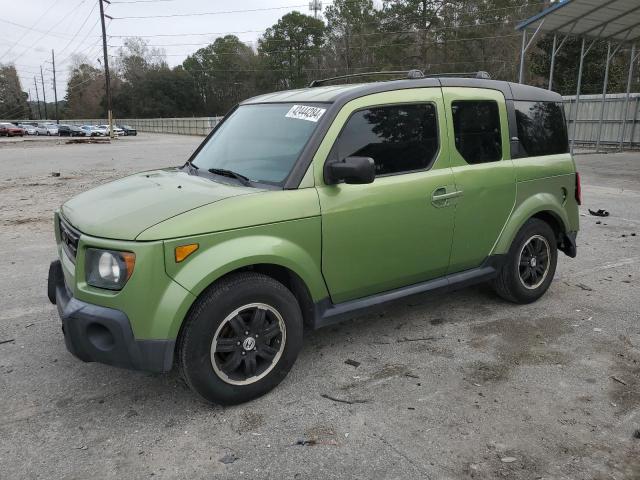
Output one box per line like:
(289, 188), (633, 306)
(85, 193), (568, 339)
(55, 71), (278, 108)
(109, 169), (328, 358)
(58, 125), (85, 137)
(92, 125), (108, 136)
(117, 124), (137, 136)
(98, 124), (124, 136)
(33, 124), (49, 136)
(19, 124), (37, 135)
(78, 126), (95, 136)
(38, 123), (58, 136)
(0, 122), (24, 137)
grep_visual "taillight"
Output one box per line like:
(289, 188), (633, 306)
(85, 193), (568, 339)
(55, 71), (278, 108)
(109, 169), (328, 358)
(575, 172), (582, 205)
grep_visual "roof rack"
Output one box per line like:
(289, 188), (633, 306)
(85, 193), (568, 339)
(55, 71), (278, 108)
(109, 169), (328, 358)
(309, 70), (425, 87)
(423, 71), (491, 79)
(308, 70), (491, 87)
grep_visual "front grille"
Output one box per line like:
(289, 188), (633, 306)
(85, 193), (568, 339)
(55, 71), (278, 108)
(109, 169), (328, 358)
(59, 217), (80, 263)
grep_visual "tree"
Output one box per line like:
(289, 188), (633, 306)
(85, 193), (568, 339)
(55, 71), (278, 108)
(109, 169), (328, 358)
(65, 62), (104, 118)
(0, 64), (29, 119)
(183, 35), (259, 115)
(324, 0), (382, 73)
(258, 11), (326, 89)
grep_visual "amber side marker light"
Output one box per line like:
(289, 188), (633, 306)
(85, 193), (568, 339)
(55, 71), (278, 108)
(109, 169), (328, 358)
(175, 243), (199, 262)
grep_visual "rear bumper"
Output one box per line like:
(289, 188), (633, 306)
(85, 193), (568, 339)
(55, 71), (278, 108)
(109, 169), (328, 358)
(560, 231), (578, 258)
(48, 260), (174, 373)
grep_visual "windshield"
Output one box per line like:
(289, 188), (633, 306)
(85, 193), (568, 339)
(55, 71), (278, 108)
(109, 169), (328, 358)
(191, 103), (326, 185)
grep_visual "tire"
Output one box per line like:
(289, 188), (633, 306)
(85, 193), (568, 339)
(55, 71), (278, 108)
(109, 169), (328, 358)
(491, 218), (558, 304)
(177, 272), (303, 405)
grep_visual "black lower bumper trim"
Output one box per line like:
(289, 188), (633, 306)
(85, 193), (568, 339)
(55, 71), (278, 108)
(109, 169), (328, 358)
(560, 231), (578, 258)
(48, 260), (174, 373)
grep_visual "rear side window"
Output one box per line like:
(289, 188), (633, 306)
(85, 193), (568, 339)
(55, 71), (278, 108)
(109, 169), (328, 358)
(451, 100), (502, 164)
(515, 101), (569, 157)
(336, 103), (439, 175)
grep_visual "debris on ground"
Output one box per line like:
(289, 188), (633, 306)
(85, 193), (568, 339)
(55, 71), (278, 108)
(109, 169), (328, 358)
(219, 453), (238, 464)
(396, 336), (438, 343)
(500, 457), (517, 463)
(0, 339), (15, 345)
(588, 209), (610, 217)
(321, 393), (368, 405)
(295, 438), (317, 446)
(65, 138), (111, 144)
(344, 359), (361, 368)
(575, 283), (593, 291)
(593, 328), (602, 333)
(610, 376), (628, 386)
(404, 373), (419, 379)
(75, 445), (88, 450)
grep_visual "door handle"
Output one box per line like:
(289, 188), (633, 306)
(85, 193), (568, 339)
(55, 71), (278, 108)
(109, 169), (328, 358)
(431, 187), (463, 207)
(432, 190), (463, 201)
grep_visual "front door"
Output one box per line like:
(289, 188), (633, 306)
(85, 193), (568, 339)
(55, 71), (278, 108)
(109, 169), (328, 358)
(315, 89), (457, 304)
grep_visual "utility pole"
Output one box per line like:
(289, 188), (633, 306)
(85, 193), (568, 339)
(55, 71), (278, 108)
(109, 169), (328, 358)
(28, 89), (33, 119)
(308, 0), (322, 19)
(33, 77), (42, 120)
(40, 66), (48, 120)
(52, 49), (59, 124)
(99, 0), (114, 138)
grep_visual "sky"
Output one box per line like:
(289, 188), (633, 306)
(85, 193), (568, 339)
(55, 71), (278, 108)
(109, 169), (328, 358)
(0, 0), (327, 102)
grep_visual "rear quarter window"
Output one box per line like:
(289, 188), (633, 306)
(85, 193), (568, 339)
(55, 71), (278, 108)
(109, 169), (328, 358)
(515, 101), (569, 157)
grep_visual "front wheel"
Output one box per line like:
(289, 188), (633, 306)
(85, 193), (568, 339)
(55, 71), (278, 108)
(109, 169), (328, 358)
(177, 272), (303, 405)
(491, 218), (558, 304)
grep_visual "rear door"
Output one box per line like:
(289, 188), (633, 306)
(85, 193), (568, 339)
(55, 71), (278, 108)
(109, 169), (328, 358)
(441, 87), (516, 273)
(315, 88), (457, 303)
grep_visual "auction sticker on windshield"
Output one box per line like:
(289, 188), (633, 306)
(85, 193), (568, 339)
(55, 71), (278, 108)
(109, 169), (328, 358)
(285, 105), (326, 122)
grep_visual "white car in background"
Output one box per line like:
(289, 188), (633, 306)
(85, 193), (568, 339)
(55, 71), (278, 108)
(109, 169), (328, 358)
(93, 125), (108, 136)
(19, 124), (37, 135)
(98, 124), (124, 136)
(44, 124), (59, 135)
(34, 124), (49, 136)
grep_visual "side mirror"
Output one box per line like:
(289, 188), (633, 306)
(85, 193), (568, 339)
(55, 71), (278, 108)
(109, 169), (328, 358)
(326, 156), (376, 185)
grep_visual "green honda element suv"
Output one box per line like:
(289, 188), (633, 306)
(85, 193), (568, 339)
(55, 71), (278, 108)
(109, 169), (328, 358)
(48, 71), (580, 405)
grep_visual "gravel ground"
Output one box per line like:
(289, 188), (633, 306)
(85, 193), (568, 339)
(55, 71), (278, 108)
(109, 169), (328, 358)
(0, 134), (639, 479)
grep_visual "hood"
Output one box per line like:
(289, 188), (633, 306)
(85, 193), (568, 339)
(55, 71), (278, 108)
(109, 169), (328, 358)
(61, 168), (260, 240)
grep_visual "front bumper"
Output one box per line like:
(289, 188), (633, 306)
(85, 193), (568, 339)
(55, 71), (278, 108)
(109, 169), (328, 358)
(48, 260), (174, 373)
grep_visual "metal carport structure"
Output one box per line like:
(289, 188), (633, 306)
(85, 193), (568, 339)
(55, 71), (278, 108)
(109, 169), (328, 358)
(516, 0), (640, 151)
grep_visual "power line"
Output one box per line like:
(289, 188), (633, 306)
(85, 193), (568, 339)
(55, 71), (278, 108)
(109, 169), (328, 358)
(0, 18), (77, 40)
(105, 18), (530, 49)
(133, 33), (521, 58)
(110, 4), (309, 19)
(0, 1), (58, 61)
(55, 22), (103, 69)
(57, 2), (100, 58)
(7, 0), (89, 65)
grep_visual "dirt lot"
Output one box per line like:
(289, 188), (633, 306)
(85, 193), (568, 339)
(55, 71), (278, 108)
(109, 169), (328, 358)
(0, 134), (639, 479)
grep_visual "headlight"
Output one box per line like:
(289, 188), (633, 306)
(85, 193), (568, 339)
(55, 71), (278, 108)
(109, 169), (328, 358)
(85, 248), (135, 290)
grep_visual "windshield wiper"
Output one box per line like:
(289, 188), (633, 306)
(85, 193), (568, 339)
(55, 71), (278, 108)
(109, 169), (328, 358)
(208, 168), (251, 186)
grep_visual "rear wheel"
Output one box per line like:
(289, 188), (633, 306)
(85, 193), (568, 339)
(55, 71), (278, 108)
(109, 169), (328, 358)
(492, 218), (557, 304)
(177, 272), (303, 405)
